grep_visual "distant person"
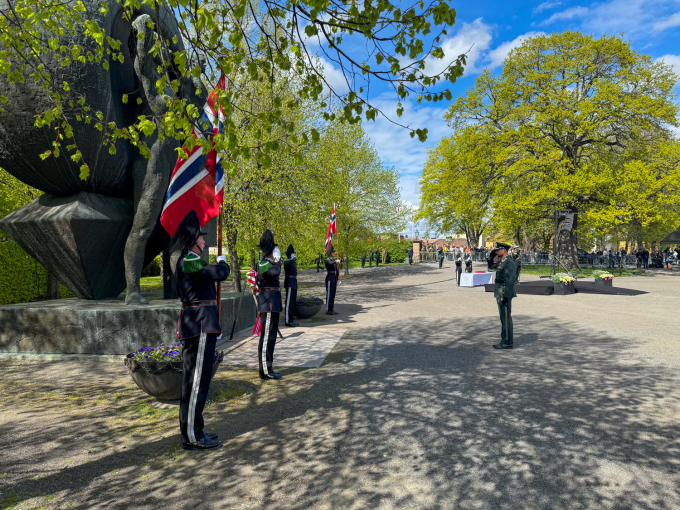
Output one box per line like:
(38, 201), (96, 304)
(283, 244), (299, 327)
(369, 250), (374, 267)
(512, 247), (522, 282)
(643, 248), (649, 269)
(455, 253), (462, 285)
(408, 247), (413, 265)
(437, 247), (445, 269)
(375, 249), (380, 267)
(361, 253), (366, 268)
(465, 253), (472, 273)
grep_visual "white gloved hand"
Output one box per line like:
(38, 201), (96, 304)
(273, 246), (281, 262)
(291, 253), (296, 260)
(216, 255), (227, 264)
(336, 259), (341, 264)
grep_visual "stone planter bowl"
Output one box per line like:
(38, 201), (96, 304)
(594, 278), (613, 287)
(553, 282), (576, 295)
(124, 351), (224, 402)
(295, 297), (324, 319)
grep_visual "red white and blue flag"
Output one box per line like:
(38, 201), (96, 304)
(324, 204), (337, 251)
(160, 73), (226, 237)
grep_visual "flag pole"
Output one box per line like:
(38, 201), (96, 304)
(217, 206), (223, 322)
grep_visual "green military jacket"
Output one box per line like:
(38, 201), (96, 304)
(487, 255), (517, 300)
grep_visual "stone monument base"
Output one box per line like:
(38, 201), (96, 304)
(0, 291), (257, 355)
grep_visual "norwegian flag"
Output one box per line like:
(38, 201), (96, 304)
(160, 73), (226, 237)
(324, 204), (337, 252)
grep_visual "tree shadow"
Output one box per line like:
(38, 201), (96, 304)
(2, 314), (679, 508)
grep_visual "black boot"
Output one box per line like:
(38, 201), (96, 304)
(493, 343), (513, 349)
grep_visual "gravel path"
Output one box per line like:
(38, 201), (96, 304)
(1, 263), (679, 509)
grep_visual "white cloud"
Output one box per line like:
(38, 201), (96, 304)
(485, 31), (544, 69)
(534, 1), (563, 14)
(655, 54), (680, 82)
(424, 18), (494, 75)
(363, 95), (451, 207)
(539, 6), (589, 26)
(316, 56), (349, 93)
(654, 12), (680, 31)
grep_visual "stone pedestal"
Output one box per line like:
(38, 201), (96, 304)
(0, 292), (257, 355)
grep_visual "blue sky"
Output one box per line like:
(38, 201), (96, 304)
(316, 0), (680, 210)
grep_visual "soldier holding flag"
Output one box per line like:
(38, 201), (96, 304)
(324, 206), (340, 315)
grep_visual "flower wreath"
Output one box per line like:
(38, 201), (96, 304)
(246, 269), (260, 297)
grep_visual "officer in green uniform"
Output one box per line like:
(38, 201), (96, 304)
(487, 242), (516, 349)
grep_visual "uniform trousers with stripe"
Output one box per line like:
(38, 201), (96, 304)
(259, 312), (279, 377)
(456, 267), (462, 285)
(285, 287), (297, 325)
(179, 332), (217, 444)
(326, 280), (337, 313)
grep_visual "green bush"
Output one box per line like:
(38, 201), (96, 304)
(141, 255), (161, 277)
(0, 242), (75, 304)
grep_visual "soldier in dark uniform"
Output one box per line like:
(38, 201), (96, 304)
(368, 250), (374, 267)
(512, 246), (522, 282)
(455, 253), (462, 285)
(408, 247), (413, 265)
(465, 253), (472, 273)
(283, 244), (299, 327)
(325, 244), (339, 315)
(257, 230), (283, 380)
(375, 249), (380, 267)
(361, 253), (366, 268)
(437, 247), (445, 269)
(487, 242), (516, 349)
(170, 211), (230, 451)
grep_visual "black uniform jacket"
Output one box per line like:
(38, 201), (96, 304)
(283, 258), (298, 289)
(175, 254), (230, 340)
(258, 258), (283, 313)
(325, 257), (338, 283)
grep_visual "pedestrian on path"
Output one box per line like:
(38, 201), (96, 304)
(257, 230), (283, 380)
(487, 242), (516, 350)
(455, 253), (462, 285)
(171, 210), (230, 451)
(283, 244), (299, 327)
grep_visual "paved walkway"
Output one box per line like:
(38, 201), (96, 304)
(0, 262), (678, 510)
(222, 326), (346, 368)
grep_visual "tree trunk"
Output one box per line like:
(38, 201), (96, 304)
(47, 272), (60, 299)
(344, 255), (350, 276)
(555, 208), (579, 269)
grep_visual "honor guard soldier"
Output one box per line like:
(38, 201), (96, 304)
(283, 244), (299, 327)
(438, 247), (445, 269)
(512, 246), (522, 282)
(257, 230), (283, 380)
(170, 211), (230, 451)
(368, 250), (374, 267)
(325, 245), (339, 315)
(487, 242), (517, 349)
(455, 253), (463, 285)
(361, 253), (366, 268)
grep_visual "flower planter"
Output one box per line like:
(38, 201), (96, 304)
(294, 297), (324, 319)
(594, 278), (613, 287)
(553, 283), (576, 295)
(124, 351), (224, 402)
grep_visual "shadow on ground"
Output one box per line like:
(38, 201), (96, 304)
(1, 310), (679, 509)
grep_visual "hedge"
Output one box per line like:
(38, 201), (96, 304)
(0, 241), (74, 305)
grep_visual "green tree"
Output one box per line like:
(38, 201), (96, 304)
(0, 0), (463, 175)
(442, 31), (679, 267)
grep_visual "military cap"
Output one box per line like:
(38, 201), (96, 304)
(494, 242), (512, 250)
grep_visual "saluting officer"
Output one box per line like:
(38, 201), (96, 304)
(257, 230), (283, 380)
(283, 244), (299, 327)
(487, 242), (517, 349)
(325, 244), (339, 315)
(171, 210), (230, 451)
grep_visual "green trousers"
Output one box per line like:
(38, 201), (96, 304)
(496, 298), (513, 345)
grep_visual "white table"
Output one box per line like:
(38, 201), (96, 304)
(460, 272), (494, 287)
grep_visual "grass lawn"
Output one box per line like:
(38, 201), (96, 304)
(520, 265), (645, 278)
